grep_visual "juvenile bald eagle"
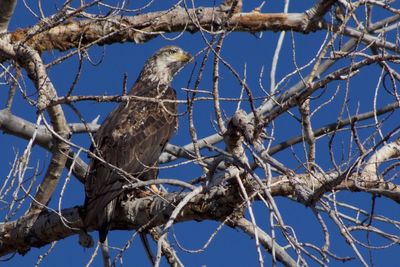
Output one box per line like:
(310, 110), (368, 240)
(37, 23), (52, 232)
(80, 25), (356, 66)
(84, 46), (192, 242)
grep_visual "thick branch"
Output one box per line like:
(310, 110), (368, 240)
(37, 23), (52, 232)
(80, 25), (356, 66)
(270, 172), (400, 204)
(0, 185), (241, 257)
(0, 109), (52, 148)
(362, 138), (400, 181)
(2, 171), (400, 257)
(11, 44), (71, 214)
(9, 8), (310, 53)
(6, 5), (396, 58)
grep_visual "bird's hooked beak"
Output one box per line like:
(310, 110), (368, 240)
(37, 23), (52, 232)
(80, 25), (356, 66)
(173, 51), (193, 63)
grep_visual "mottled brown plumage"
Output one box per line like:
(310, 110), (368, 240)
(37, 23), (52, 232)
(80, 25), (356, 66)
(84, 46), (191, 242)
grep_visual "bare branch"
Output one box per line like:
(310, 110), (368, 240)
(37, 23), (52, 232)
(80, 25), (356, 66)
(1, 170), (400, 259)
(299, 99), (316, 166)
(362, 138), (400, 181)
(1, 1), (400, 265)
(0, 109), (88, 182)
(2, 42), (71, 214)
(0, 185), (240, 258)
(8, 8), (310, 54)
(305, 0), (337, 23)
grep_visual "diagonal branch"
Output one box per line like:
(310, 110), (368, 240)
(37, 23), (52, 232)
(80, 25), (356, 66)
(362, 138), (400, 181)
(10, 43), (71, 215)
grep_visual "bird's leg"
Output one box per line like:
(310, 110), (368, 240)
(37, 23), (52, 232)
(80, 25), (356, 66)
(150, 184), (162, 195)
(137, 184), (163, 197)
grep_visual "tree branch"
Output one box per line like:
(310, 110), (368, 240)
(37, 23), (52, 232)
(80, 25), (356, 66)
(4, 42), (71, 214)
(0, 109), (88, 182)
(9, 8), (311, 53)
(362, 138), (400, 181)
(267, 101), (400, 156)
(2, 170), (400, 257)
(0, 185), (241, 257)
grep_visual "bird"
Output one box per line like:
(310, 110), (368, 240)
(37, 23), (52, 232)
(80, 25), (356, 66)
(84, 46), (192, 243)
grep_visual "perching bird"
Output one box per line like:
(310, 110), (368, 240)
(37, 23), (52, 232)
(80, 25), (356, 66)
(84, 46), (192, 243)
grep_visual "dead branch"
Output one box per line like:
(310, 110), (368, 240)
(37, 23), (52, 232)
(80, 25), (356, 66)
(0, 185), (241, 258)
(8, 9), (310, 54)
(2, 43), (71, 215)
(2, 169), (398, 260)
(362, 138), (400, 181)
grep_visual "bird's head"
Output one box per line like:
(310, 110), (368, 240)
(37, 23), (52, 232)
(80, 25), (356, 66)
(139, 46), (192, 85)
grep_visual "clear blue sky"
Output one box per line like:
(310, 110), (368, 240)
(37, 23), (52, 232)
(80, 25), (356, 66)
(2, 1), (400, 266)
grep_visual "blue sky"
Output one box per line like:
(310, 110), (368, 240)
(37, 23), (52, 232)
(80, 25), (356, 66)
(2, 1), (400, 266)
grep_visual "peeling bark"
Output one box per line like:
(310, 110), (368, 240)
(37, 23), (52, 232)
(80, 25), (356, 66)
(8, 8), (309, 54)
(363, 138), (400, 181)
(1, 171), (400, 257)
(0, 185), (241, 257)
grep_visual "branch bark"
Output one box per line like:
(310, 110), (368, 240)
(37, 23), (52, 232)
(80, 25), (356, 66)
(0, 41), (72, 214)
(2, 171), (400, 257)
(8, 8), (311, 54)
(5, 4), (396, 61)
(362, 138), (400, 181)
(0, 185), (242, 257)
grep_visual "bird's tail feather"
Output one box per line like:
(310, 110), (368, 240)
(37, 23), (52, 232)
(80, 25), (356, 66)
(140, 232), (156, 266)
(99, 198), (117, 243)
